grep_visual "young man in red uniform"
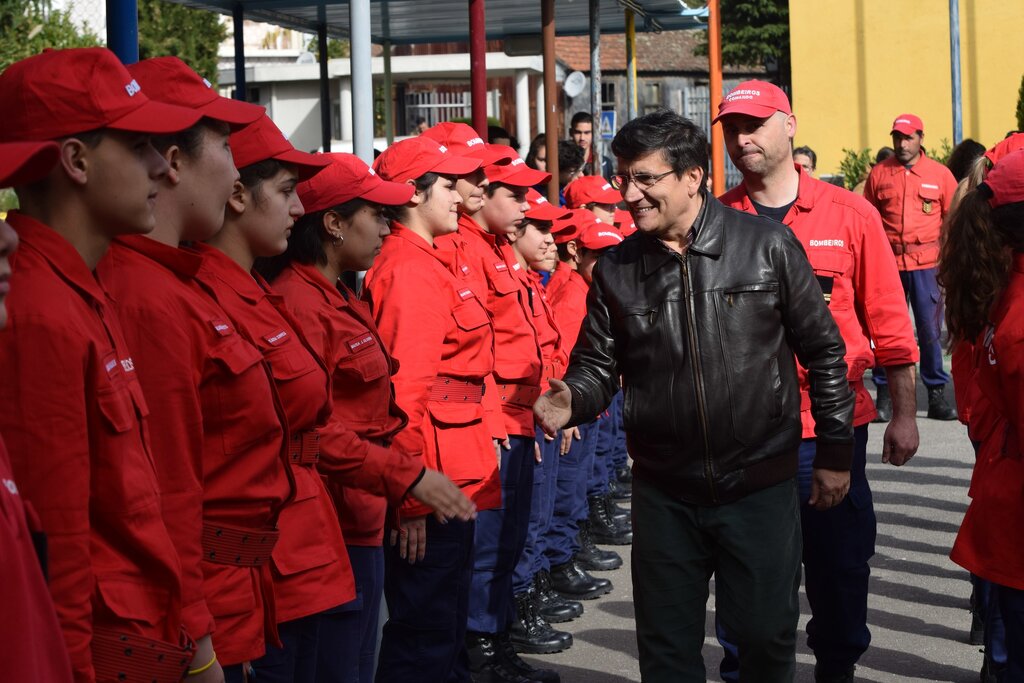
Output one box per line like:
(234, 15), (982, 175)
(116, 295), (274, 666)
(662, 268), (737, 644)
(716, 81), (919, 683)
(864, 112), (959, 421)
(0, 48), (203, 682)
(0, 141), (74, 683)
(563, 174), (620, 224)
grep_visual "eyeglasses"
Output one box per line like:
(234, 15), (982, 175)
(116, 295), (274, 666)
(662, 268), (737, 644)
(610, 170), (675, 190)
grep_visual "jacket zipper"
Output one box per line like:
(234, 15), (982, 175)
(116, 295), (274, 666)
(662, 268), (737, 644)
(681, 254), (717, 503)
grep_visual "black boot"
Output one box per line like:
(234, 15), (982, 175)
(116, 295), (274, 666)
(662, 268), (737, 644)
(607, 477), (631, 500)
(616, 465), (633, 486)
(495, 631), (561, 683)
(814, 664), (855, 683)
(465, 631), (538, 683)
(509, 589), (573, 654)
(605, 493), (631, 527)
(533, 570), (583, 622)
(575, 520), (623, 571)
(549, 559), (612, 600)
(927, 384), (958, 420)
(588, 495), (632, 545)
(873, 384), (892, 423)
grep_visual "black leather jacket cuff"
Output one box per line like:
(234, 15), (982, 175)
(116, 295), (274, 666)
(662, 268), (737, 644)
(812, 441), (854, 471)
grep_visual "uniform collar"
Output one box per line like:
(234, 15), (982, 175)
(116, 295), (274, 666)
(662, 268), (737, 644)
(388, 221), (439, 256)
(115, 234), (203, 278)
(287, 261), (349, 310)
(459, 214), (501, 248)
(190, 242), (266, 303)
(6, 211), (107, 304)
(729, 164), (815, 219)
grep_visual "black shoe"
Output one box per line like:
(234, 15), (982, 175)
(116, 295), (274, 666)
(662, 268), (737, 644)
(607, 477), (632, 500)
(533, 570), (583, 622)
(588, 495), (632, 545)
(616, 465), (633, 485)
(495, 631), (561, 683)
(466, 631), (540, 683)
(509, 590), (573, 655)
(605, 493), (631, 526)
(873, 384), (892, 423)
(969, 608), (985, 646)
(549, 560), (612, 600)
(814, 664), (855, 683)
(927, 385), (958, 421)
(575, 520), (623, 571)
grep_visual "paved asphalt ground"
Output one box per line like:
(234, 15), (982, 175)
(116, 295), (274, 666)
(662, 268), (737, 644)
(521, 382), (986, 682)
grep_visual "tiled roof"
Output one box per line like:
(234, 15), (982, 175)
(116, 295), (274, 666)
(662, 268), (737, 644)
(556, 29), (762, 75)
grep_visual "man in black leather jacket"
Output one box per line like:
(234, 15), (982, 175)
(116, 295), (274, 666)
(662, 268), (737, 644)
(535, 110), (855, 682)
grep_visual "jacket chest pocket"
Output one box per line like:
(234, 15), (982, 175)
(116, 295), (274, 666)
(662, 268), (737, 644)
(263, 339), (319, 383)
(721, 282), (780, 312)
(336, 344), (389, 383)
(918, 184), (941, 216)
(208, 338), (275, 454)
(809, 249), (853, 310)
(488, 267), (518, 297)
(452, 296), (490, 335)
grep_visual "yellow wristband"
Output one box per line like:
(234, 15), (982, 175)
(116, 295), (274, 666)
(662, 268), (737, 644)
(187, 652), (217, 676)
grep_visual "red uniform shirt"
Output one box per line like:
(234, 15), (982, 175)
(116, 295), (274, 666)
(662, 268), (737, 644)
(364, 223), (501, 516)
(0, 438), (73, 682)
(544, 265), (573, 301)
(0, 213), (185, 680)
(951, 253), (1024, 591)
(98, 236), (300, 661)
(863, 153), (957, 271)
(721, 169), (919, 437)
(188, 245), (352, 625)
(549, 270), (590, 356)
(527, 270), (568, 383)
(270, 262), (424, 547)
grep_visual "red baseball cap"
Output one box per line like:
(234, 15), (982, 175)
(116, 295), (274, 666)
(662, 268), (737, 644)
(373, 136), (481, 183)
(613, 207), (636, 236)
(984, 133), (1024, 166)
(229, 114), (329, 180)
(128, 57), (265, 129)
(564, 175), (621, 208)
(0, 142), (60, 188)
(422, 122), (510, 165)
(525, 189), (572, 221)
(485, 152), (551, 187)
(713, 80), (792, 124)
(578, 220), (625, 250)
(891, 114), (924, 136)
(0, 47), (202, 143)
(551, 208), (594, 244)
(297, 153), (414, 214)
(982, 148), (1024, 208)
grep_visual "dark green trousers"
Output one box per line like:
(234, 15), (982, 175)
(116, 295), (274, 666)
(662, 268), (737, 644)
(632, 477), (801, 683)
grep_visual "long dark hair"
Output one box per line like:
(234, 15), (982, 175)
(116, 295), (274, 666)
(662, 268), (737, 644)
(254, 198), (369, 282)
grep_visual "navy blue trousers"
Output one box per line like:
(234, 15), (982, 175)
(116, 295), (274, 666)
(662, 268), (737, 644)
(513, 427), (560, 592)
(589, 412), (613, 498)
(609, 391), (629, 472)
(251, 612), (322, 683)
(999, 584), (1024, 681)
(544, 420), (598, 566)
(873, 267), (951, 387)
(316, 544), (384, 683)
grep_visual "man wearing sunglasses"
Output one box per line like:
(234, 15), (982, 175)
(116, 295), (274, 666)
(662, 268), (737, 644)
(534, 109), (855, 682)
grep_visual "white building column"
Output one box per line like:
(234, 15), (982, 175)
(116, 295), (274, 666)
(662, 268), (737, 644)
(514, 69), (531, 156)
(340, 77), (353, 143)
(535, 79), (545, 134)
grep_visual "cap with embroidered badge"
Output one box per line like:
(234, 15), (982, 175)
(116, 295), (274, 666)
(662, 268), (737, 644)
(525, 189), (572, 222)
(890, 113), (924, 136)
(980, 148), (1024, 209)
(373, 136), (482, 183)
(713, 80), (792, 124)
(484, 150), (551, 187)
(0, 47), (202, 142)
(421, 122), (511, 165)
(297, 153), (414, 214)
(229, 114), (330, 180)
(578, 220), (624, 251)
(0, 142), (60, 188)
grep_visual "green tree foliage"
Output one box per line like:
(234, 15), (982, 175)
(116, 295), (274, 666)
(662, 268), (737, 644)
(0, 0), (101, 71)
(306, 36), (349, 62)
(138, 0), (226, 85)
(1017, 72), (1024, 131)
(695, 0), (789, 70)
(838, 147), (873, 191)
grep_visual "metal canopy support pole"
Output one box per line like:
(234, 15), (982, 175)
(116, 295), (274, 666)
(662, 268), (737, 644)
(515, 70), (530, 157)
(542, 0), (559, 203)
(317, 6), (331, 152)
(350, 0), (373, 163)
(949, 0), (963, 145)
(469, 0), (488, 138)
(536, 79), (545, 134)
(106, 0), (139, 64)
(708, 0), (724, 194)
(589, 0), (602, 176)
(232, 4), (247, 101)
(382, 0), (394, 144)
(625, 8), (637, 122)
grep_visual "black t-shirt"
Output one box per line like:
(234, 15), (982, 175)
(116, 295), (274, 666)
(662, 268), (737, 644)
(751, 199), (795, 224)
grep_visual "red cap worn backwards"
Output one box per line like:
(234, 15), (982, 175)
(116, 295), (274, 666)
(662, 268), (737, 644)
(525, 189), (572, 221)
(422, 122), (511, 165)
(373, 136), (481, 183)
(0, 47), (202, 142)
(564, 175), (621, 208)
(984, 133), (1024, 166)
(981, 148), (1024, 209)
(0, 142), (60, 188)
(891, 113), (924, 136)
(578, 220), (625, 250)
(485, 150), (551, 187)
(714, 80), (792, 124)
(297, 153), (414, 214)
(551, 208), (596, 245)
(128, 57), (265, 128)
(229, 114), (329, 180)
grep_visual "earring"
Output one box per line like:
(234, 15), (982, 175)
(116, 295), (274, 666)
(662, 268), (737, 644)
(332, 234), (344, 246)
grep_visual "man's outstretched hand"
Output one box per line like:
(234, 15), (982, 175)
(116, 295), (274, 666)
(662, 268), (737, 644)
(534, 378), (573, 436)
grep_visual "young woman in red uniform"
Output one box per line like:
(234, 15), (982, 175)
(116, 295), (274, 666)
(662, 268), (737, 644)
(364, 136), (501, 683)
(941, 148), (1024, 680)
(257, 152), (476, 683)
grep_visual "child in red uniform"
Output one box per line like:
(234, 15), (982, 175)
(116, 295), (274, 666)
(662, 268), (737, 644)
(0, 48), (202, 682)
(258, 152), (476, 683)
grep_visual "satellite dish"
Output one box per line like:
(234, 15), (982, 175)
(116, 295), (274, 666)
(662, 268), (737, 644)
(296, 51), (316, 64)
(563, 71), (587, 99)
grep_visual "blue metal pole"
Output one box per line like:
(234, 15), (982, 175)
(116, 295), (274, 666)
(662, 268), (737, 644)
(233, 4), (247, 101)
(350, 0), (373, 163)
(105, 0), (139, 64)
(949, 0), (962, 144)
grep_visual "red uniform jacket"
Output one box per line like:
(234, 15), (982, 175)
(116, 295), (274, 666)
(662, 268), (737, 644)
(527, 270), (568, 384)
(951, 254), (1024, 591)
(721, 169), (919, 437)
(544, 265), (572, 301)
(188, 245), (352, 625)
(364, 223), (501, 517)
(271, 262), (424, 547)
(0, 213), (185, 681)
(863, 153), (957, 271)
(0, 438), (73, 682)
(549, 270), (590, 356)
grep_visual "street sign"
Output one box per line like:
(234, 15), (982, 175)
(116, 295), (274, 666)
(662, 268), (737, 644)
(600, 110), (616, 141)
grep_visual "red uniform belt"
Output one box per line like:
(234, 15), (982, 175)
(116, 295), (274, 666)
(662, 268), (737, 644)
(498, 383), (542, 409)
(92, 627), (194, 683)
(429, 376), (484, 403)
(289, 430), (320, 465)
(542, 361), (564, 384)
(201, 522), (280, 566)
(891, 240), (938, 255)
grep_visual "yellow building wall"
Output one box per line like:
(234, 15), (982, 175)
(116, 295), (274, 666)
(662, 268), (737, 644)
(789, 0), (1024, 177)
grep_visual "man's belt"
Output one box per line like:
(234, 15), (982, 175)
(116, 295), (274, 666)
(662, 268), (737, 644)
(541, 361), (564, 385)
(429, 376), (484, 403)
(891, 240), (938, 255)
(202, 522), (280, 566)
(92, 627), (193, 683)
(498, 383), (542, 409)
(289, 430), (320, 465)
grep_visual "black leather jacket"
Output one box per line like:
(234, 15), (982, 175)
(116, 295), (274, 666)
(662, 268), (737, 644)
(564, 194), (854, 505)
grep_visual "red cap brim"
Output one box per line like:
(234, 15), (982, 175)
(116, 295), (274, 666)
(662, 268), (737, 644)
(273, 148), (332, 180)
(434, 154), (482, 176)
(107, 98), (204, 134)
(362, 179), (416, 206)
(492, 166), (551, 187)
(891, 124), (917, 136)
(526, 203), (571, 221)
(712, 101), (778, 124)
(468, 144), (514, 165)
(199, 97), (267, 128)
(0, 141), (60, 188)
